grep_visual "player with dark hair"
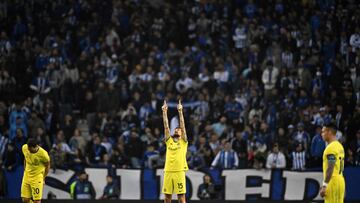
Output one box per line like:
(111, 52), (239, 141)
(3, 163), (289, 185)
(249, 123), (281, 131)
(319, 123), (345, 203)
(162, 100), (188, 203)
(21, 138), (50, 203)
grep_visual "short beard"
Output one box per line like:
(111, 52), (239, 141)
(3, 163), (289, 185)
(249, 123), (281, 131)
(173, 134), (180, 141)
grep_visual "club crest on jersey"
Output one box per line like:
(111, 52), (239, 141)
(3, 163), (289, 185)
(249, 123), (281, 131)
(168, 142), (181, 150)
(33, 158), (40, 165)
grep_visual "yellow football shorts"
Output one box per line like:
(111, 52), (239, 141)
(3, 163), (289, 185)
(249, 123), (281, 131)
(163, 171), (186, 194)
(21, 179), (44, 200)
(325, 176), (345, 203)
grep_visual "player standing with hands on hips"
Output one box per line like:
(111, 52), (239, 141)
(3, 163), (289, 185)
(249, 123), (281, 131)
(162, 100), (188, 203)
(21, 138), (50, 203)
(320, 123), (345, 203)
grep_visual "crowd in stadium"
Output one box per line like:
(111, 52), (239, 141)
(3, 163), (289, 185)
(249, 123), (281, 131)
(0, 0), (360, 186)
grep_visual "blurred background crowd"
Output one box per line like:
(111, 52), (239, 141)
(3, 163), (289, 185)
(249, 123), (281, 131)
(0, 0), (360, 183)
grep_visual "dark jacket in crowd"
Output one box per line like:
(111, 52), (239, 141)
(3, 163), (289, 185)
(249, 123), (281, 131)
(102, 181), (120, 199)
(70, 180), (96, 200)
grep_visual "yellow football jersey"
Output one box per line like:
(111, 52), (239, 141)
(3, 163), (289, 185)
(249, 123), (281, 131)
(323, 141), (345, 179)
(164, 137), (188, 172)
(22, 144), (50, 183)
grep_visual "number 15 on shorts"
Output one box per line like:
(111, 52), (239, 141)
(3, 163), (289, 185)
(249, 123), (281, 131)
(177, 183), (183, 189)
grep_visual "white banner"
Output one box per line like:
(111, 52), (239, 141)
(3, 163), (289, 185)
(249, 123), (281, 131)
(43, 169), (323, 200)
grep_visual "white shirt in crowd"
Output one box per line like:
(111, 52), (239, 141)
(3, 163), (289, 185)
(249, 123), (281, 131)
(198, 72), (210, 83)
(233, 28), (247, 49)
(262, 67), (279, 90)
(140, 72), (153, 82)
(175, 77), (193, 93)
(157, 71), (168, 81)
(213, 70), (229, 83)
(195, 101), (209, 121)
(281, 51), (294, 68)
(350, 33), (360, 51)
(52, 142), (72, 153)
(266, 152), (286, 169)
(211, 150), (239, 169)
(106, 29), (120, 47)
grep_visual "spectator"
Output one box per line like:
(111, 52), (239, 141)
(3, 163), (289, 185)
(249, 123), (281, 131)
(212, 116), (227, 137)
(98, 153), (111, 168)
(3, 143), (17, 171)
(50, 142), (68, 171)
(345, 148), (357, 167)
(50, 130), (73, 170)
(266, 143), (286, 169)
(69, 129), (87, 153)
(310, 126), (326, 167)
(196, 135), (214, 166)
(350, 130), (360, 166)
(82, 91), (97, 130)
(125, 131), (144, 168)
(27, 111), (45, 138)
(209, 133), (220, 155)
(0, 69), (16, 100)
(70, 171), (96, 200)
(311, 71), (325, 97)
(224, 96), (242, 120)
(211, 141), (239, 169)
(262, 60), (279, 101)
(110, 145), (129, 169)
(281, 48), (294, 68)
(89, 135), (107, 165)
(188, 149), (206, 171)
(0, 133), (8, 162)
(197, 174), (218, 200)
(275, 128), (289, 155)
(9, 104), (27, 127)
(194, 93), (210, 121)
(244, 0), (257, 18)
(12, 129), (26, 162)
(350, 27), (360, 50)
(105, 60), (119, 85)
(232, 26), (247, 51)
(101, 137), (112, 155)
(30, 71), (51, 108)
(175, 73), (193, 93)
(291, 143), (306, 171)
(139, 102), (155, 128)
(68, 148), (88, 172)
(34, 127), (51, 151)
(99, 175), (120, 200)
(9, 117), (27, 140)
(106, 84), (120, 115)
(213, 65), (229, 88)
(61, 115), (76, 142)
(142, 144), (159, 169)
(335, 104), (346, 132)
(0, 161), (6, 198)
(292, 122), (310, 150)
(0, 115), (7, 136)
(312, 107), (332, 126)
(232, 131), (248, 168)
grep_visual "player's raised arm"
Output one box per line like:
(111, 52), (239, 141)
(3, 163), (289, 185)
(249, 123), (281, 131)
(162, 100), (171, 141)
(177, 99), (187, 142)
